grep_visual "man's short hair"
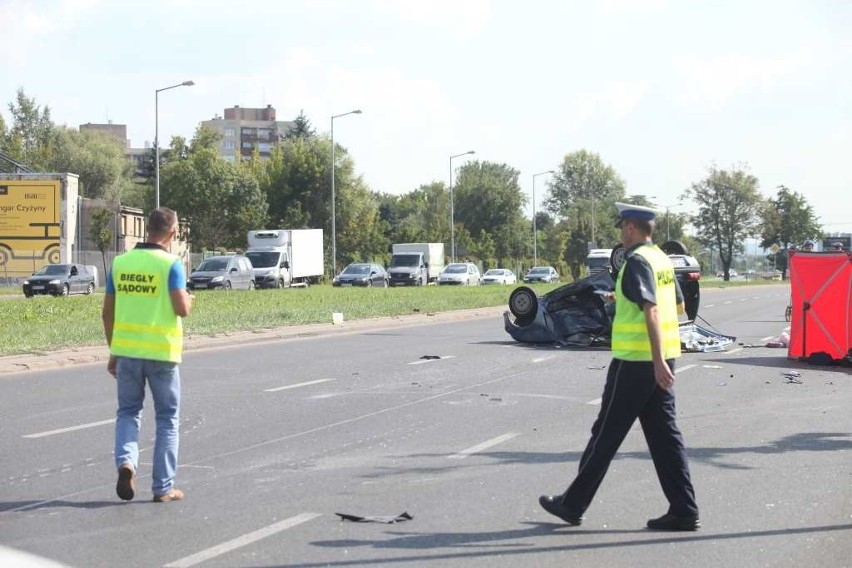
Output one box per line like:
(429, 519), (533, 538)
(148, 207), (177, 236)
(627, 217), (655, 235)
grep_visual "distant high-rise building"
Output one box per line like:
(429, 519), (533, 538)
(201, 105), (294, 162)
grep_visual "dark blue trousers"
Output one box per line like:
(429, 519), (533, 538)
(562, 358), (698, 517)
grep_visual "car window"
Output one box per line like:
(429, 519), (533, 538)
(198, 258), (228, 271)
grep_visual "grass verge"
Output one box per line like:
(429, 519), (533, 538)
(0, 283), (560, 356)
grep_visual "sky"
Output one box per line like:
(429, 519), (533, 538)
(2, 0), (851, 235)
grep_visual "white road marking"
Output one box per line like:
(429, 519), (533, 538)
(264, 379), (334, 393)
(532, 356), (556, 363)
(675, 364), (697, 374)
(23, 418), (115, 439)
(586, 397), (602, 406)
(447, 433), (519, 459)
(724, 347), (744, 355)
(510, 393), (578, 401)
(723, 300), (733, 305)
(704, 304), (715, 308)
(407, 355), (455, 365)
(760, 335), (774, 341)
(164, 513), (321, 568)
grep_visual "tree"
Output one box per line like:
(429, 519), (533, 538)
(90, 208), (114, 278)
(684, 164), (763, 281)
(160, 126), (268, 250)
(2, 88), (55, 169)
(49, 127), (135, 200)
(453, 161), (528, 266)
(759, 185), (822, 249)
(283, 110), (316, 140)
(544, 150), (627, 274)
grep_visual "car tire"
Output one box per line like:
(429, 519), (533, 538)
(683, 282), (700, 321)
(367, 279), (373, 287)
(60, 283), (70, 297)
(660, 240), (689, 256)
(225, 280), (232, 290)
(85, 283), (95, 295)
(610, 245), (626, 273)
(249, 280), (255, 290)
(509, 286), (538, 320)
(383, 279), (389, 288)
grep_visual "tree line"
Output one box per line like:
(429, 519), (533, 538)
(1, 89), (823, 280)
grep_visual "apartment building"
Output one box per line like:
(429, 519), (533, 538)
(201, 105), (293, 162)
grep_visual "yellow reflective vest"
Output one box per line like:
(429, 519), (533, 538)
(611, 244), (681, 361)
(110, 247), (183, 363)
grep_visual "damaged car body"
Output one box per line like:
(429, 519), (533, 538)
(504, 241), (735, 352)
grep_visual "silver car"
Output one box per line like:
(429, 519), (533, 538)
(438, 262), (481, 286)
(188, 255), (255, 290)
(481, 268), (517, 285)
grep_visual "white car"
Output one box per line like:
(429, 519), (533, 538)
(438, 262), (481, 285)
(481, 269), (517, 285)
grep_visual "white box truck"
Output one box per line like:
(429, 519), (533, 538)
(388, 243), (445, 286)
(246, 229), (324, 288)
(586, 248), (613, 275)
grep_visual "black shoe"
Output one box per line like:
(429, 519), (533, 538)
(647, 513), (700, 531)
(538, 495), (582, 526)
(116, 463), (136, 501)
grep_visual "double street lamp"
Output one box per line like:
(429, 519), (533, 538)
(532, 170), (554, 266)
(449, 150), (475, 262)
(330, 109), (362, 275)
(155, 80), (194, 210)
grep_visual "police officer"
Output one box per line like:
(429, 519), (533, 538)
(539, 202), (700, 531)
(102, 207), (194, 503)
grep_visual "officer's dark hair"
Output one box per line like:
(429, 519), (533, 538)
(627, 217), (654, 235)
(148, 207), (178, 237)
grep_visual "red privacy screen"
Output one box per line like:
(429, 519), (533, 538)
(787, 251), (851, 361)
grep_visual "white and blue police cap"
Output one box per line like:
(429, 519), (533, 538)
(614, 202), (658, 228)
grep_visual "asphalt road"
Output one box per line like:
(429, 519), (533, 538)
(1, 285), (850, 568)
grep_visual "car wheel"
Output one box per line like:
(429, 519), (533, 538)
(276, 279), (284, 289)
(509, 286), (538, 320)
(367, 279), (373, 287)
(249, 280), (255, 290)
(383, 279), (389, 288)
(60, 283), (70, 297)
(661, 240), (689, 256)
(85, 282), (95, 295)
(611, 245), (626, 273)
(225, 280), (232, 290)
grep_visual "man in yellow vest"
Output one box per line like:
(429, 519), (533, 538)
(539, 202), (700, 531)
(102, 207), (194, 503)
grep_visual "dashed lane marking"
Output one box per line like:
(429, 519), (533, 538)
(264, 379), (335, 393)
(447, 433), (520, 459)
(586, 397), (602, 406)
(23, 418), (115, 439)
(532, 356), (556, 363)
(675, 364), (697, 374)
(760, 336), (773, 341)
(164, 512), (322, 568)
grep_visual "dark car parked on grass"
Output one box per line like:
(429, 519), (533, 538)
(332, 263), (389, 287)
(23, 263), (96, 297)
(187, 255), (255, 291)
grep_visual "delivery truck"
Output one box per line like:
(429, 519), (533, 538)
(245, 229), (324, 288)
(388, 242), (445, 286)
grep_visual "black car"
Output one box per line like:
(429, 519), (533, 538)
(23, 263), (96, 297)
(505, 241), (703, 345)
(332, 263), (388, 287)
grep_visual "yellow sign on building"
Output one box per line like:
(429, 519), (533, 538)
(0, 178), (65, 276)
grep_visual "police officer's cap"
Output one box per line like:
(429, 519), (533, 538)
(614, 202), (658, 228)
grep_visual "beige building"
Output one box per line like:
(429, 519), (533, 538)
(79, 122), (150, 177)
(201, 105), (293, 162)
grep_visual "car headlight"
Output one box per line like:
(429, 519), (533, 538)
(23, 280), (29, 285)
(333, 277), (340, 282)
(49, 279), (61, 285)
(211, 276), (224, 283)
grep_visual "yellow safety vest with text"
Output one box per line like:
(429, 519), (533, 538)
(110, 248), (183, 363)
(611, 245), (681, 361)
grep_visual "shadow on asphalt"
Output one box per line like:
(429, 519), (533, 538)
(297, 522), (852, 567)
(355, 432), (852, 479)
(0, 500), (125, 513)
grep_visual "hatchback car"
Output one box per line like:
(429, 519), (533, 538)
(333, 263), (388, 287)
(187, 255), (255, 290)
(438, 262), (481, 285)
(523, 266), (559, 283)
(481, 269), (517, 285)
(23, 263), (96, 297)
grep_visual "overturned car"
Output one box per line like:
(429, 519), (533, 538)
(504, 241), (735, 352)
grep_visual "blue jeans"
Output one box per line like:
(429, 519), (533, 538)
(114, 357), (181, 496)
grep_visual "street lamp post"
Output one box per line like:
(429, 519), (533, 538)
(531, 170), (554, 266)
(449, 150), (475, 262)
(330, 109), (362, 275)
(155, 80), (194, 210)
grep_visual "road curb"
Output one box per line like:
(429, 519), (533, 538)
(0, 305), (508, 376)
